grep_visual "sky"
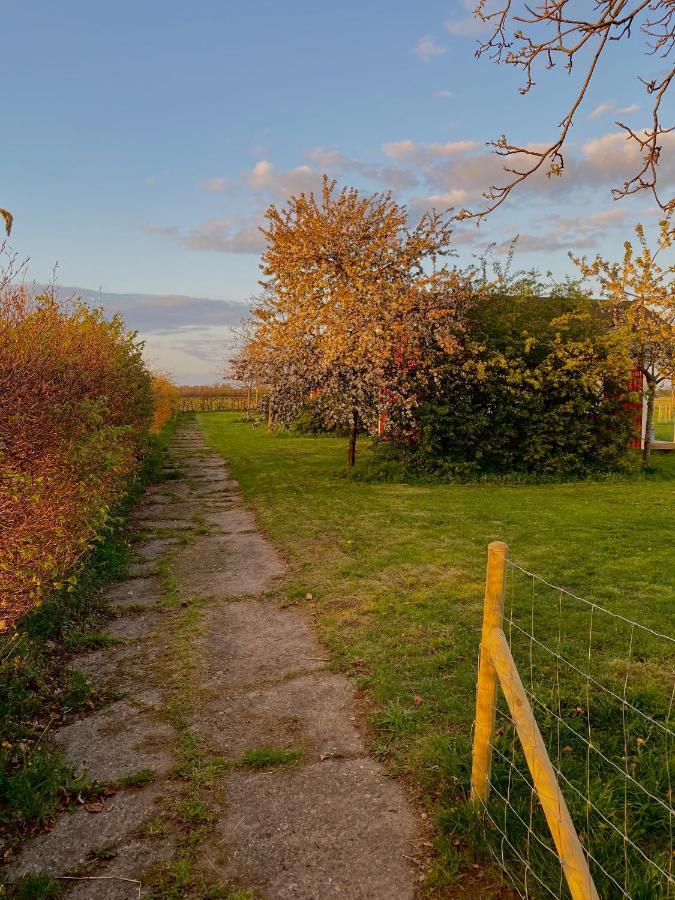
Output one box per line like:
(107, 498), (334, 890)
(4, 1), (674, 383)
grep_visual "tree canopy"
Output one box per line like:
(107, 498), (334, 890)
(573, 220), (675, 463)
(233, 177), (468, 464)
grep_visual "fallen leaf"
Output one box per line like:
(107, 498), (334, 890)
(85, 800), (104, 814)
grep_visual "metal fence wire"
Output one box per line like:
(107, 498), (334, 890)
(471, 543), (674, 899)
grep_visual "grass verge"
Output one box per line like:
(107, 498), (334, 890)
(199, 412), (675, 897)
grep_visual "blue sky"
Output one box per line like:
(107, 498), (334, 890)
(5, 1), (673, 382)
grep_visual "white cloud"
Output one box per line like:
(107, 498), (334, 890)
(409, 189), (469, 213)
(425, 189), (469, 205)
(412, 36), (446, 62)
(444, 0), (492, 36)
(141, 325), (240, 384)
(582, 130), (675, 184)
(304, 146), (419, 190)
(247, 159), (321, 196)
(588, 207), (625, 225)
(378, 131), (674, 211)
(144, 216), (266, 255)
(492, 214), (618, 254)
(382, 139), (480, 164)
(588, 101), (639, 120)
(147, 128), (666, 263)
(184, 224), (264, 254)
(53, 284), (246, 332)
(435, 89), (453, 98)
(305, 147), (347, 168)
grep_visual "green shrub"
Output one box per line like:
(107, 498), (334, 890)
(389, 281), (635, 477)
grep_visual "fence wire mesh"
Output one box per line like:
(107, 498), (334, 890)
(475, 557), (675, 898)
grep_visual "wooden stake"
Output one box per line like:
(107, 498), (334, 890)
(470, 540), (507, 804)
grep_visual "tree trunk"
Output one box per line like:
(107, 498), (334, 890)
(347, 409), (359, 467)
(267, 398), (275, 431)
(642, 377), (656, 467)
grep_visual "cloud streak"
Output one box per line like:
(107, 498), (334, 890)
(144, 217), (266, 255)
(53, 284), (248, 332)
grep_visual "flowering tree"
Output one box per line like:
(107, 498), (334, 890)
(245, 177), (464, 465)
(572, 221), (675, 465)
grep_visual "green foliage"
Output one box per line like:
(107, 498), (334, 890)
(10, 873), (63, 899)
(392, 281), (635, 476)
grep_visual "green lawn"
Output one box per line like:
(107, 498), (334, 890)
(655, 418), (674, 442)
(200, 413), (675, 897)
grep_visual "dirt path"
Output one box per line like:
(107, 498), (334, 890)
(10, 419), (419, 899)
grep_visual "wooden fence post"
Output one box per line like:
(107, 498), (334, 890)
(471, 540), (507, 804)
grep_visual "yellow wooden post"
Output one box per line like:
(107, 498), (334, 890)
(471, 540), (507, 804)
(489, 628), (599, 900)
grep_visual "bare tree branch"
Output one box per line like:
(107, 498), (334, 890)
(458, 1), (674, 222)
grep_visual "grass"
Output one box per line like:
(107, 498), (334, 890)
(237, 746), (305, 769)
(118, 768), (156, 788)
(199, 412), (675, 897)
(654, 418), (674, 442)
(7, 873), (64, 899)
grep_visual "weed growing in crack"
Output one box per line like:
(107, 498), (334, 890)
(237, 746), (305, 769)
(118, 768), (155, 788)
(7, 872), (64, 899)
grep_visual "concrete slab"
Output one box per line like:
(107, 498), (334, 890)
(219, 759), (416, 900)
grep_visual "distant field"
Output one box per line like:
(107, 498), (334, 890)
(201, 413), (675, 896)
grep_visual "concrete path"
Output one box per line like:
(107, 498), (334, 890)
(9, 420), (418, 898)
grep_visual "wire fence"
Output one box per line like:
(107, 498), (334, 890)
(473, 548), (674, 898)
